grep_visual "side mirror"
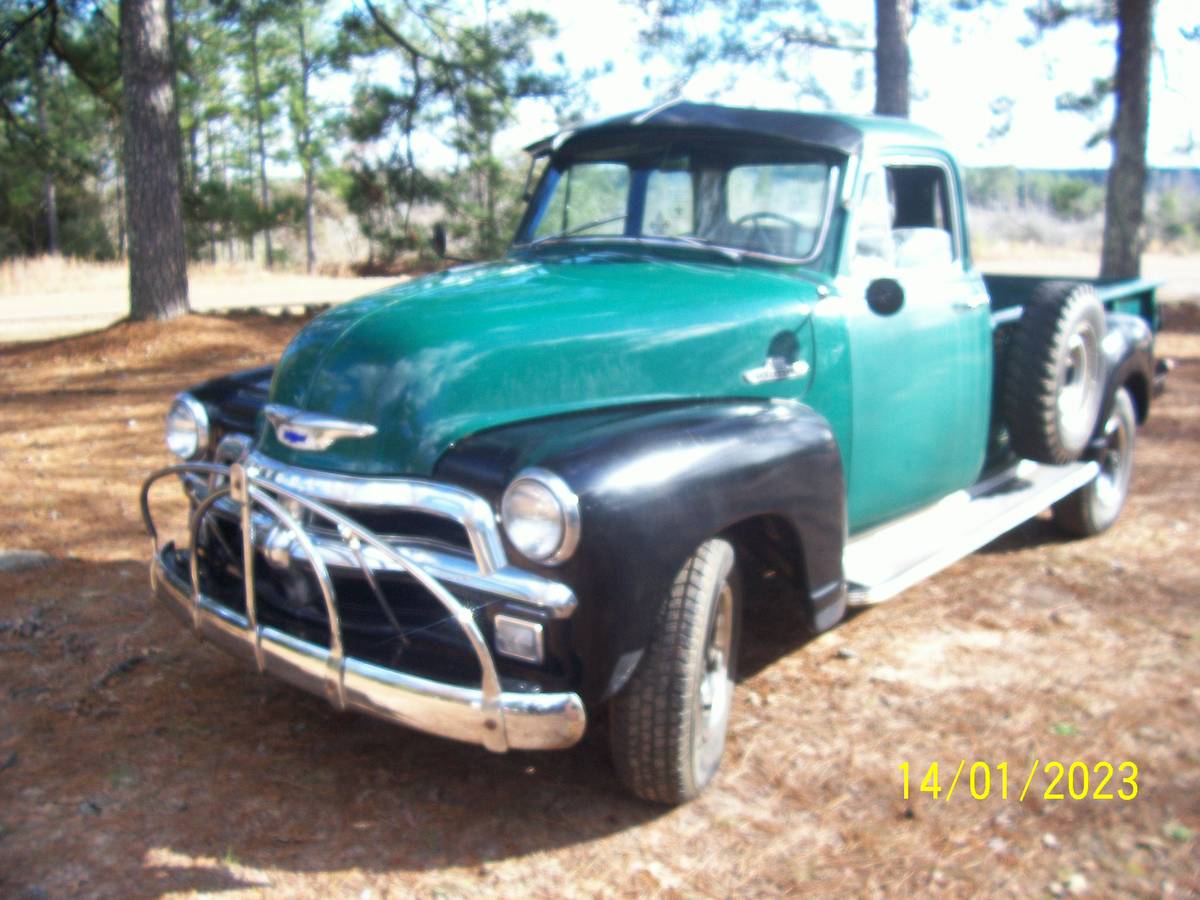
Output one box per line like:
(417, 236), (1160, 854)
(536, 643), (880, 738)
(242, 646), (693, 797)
(866, 277), (904, 316)
(432, 223), (448, 259)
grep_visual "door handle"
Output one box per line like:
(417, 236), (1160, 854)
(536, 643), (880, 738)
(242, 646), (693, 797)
(952, 296), (989, 312)
(742, 356), (811, 385)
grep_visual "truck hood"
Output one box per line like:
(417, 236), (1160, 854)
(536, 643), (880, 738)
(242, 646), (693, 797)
(261, 252), (824, 476)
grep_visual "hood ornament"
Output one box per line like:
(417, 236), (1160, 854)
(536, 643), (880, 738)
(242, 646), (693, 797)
(263, 404), (378, 451)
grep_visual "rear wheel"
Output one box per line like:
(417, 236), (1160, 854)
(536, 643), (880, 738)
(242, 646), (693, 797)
(1052, 387), (1137, 536)
(1003, 282), (1106, 464)
(609, 539), (740, 805)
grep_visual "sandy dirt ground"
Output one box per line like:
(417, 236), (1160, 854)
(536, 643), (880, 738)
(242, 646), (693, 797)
(0, 307), (1197, 898)
(0, 260), (402, 342)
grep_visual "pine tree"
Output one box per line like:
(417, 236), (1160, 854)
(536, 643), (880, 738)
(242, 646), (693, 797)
(1100, 0), (1154, 279)
(1026, 0), (1159, 279)
(120, 0), (189, 319)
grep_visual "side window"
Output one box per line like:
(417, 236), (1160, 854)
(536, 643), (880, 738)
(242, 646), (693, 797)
(644, 170), (694, 237)
(885, 164), (958, 268)
(852, 169), (895, 270)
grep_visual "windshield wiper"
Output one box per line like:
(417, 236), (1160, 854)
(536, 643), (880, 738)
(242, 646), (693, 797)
(529, 214), (627, 245)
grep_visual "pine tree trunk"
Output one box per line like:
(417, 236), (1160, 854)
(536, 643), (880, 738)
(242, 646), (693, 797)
(115, 149), (127, 260)
(205, 121), (218, 264)
(874, 0), (912, 118)
(33, 59), (60, 255)
(249, 23), (273, 268)
(120, 0), (189, 321)
(299, 18), (316, 274)
(1100, 0), (1155, 280)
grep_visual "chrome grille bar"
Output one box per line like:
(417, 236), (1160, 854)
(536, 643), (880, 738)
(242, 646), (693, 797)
(143, 460), (524, 751)
(169, 458), (577, 618)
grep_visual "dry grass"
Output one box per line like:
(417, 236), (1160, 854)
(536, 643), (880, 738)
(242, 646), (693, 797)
(0, 256), (403, 342)
(0, 310), (1198, 898)
(0, 256), (407, 299)
(0, 255), (130, 296)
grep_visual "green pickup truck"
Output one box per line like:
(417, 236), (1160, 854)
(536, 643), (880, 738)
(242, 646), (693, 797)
(141, 101), (1164, 804)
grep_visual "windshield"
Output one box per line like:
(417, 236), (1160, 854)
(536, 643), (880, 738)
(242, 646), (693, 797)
(517, 138), (842, 262)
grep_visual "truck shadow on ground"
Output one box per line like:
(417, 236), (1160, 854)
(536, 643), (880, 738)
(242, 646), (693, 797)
(0, 557), (822, 897)
(974, 514), (1072, 555)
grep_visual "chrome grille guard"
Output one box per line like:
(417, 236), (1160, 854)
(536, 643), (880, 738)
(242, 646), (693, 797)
(140, 459), (585, 752)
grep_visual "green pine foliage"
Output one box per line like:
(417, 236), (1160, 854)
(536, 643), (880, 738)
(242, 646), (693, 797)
(0, 0), (575, 268)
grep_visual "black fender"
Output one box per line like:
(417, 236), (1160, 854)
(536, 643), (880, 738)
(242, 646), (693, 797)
(435, 399), (847, 705)
(186, 365), (275, 446)
(1100, 312), (1154, 426)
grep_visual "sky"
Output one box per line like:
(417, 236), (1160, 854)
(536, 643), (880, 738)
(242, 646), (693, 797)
(495, 0), (1199, 170)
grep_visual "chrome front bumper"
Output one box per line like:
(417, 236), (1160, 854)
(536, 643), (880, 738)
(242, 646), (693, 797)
(141, 458), (586, 752)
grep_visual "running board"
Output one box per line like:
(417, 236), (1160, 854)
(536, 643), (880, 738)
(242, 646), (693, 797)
(844, 459), (1099, 606)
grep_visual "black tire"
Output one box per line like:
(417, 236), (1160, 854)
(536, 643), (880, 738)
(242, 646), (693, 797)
(609, 539), (741, 805)
(1052, 387), (1137, 536)
(1004, 281), (1107, 464)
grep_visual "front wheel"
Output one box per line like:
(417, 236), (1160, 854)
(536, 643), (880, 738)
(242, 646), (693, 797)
(1052, 387), (1137, 536)
(609, 539), (741, 804)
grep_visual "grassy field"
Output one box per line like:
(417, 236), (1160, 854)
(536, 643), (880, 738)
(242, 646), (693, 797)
(0, 301), (1197, 895)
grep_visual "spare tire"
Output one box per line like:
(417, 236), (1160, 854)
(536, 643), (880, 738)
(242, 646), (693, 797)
(1003, 281), (1106, 464)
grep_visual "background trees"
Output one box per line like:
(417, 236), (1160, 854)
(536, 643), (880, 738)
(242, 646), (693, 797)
(0, 1), (119, 259)
(334, 0), (566, 260)
(0, 0), (1190, 315)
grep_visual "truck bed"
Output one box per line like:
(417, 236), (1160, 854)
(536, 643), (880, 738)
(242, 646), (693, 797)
(982, 273), (1161, 331)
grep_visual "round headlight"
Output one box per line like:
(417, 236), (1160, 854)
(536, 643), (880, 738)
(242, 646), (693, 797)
(165, 393), (210, 460)
(501, 469), (580, 565)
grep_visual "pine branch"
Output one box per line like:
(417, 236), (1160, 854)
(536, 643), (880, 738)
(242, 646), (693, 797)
(0, 1), (51, 55)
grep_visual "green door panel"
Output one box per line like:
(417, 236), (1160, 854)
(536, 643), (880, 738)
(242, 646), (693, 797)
(262, 254), (834, 477)
(841, 266), (992, 530)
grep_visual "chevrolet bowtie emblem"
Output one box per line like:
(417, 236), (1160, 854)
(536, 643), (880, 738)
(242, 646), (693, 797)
(263, 404), (378, 451)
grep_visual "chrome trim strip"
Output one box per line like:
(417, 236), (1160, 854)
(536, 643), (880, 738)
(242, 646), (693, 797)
(991, 306), (1024, 327)
(151, 553), (585, 751)
(197, 487), (577, 617)
(232, 467), (264, 673)
(742, 357), (811, 385)
(244, 453), (508, 578)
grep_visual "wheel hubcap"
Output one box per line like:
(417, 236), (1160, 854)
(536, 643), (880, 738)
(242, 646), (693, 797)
(1058, 326), (1099, 436)
(1094, 406), (1131, 510)
(694, 582), (734, 781)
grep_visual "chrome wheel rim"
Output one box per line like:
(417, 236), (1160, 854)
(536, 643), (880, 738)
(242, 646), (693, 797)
(1058, 324), (1099, 436)
(694, 582), (734, 782)
(1094, 404), (1132, 511)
